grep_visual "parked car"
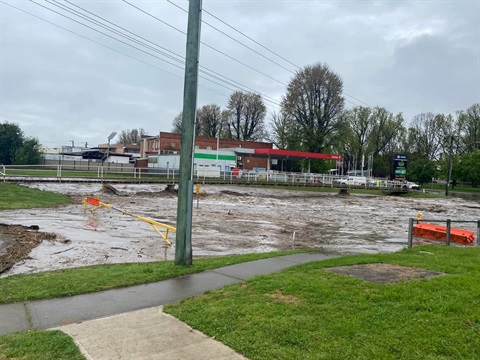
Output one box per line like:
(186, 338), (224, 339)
(334, 176), (367, 186)
(403, 181), (421, 190)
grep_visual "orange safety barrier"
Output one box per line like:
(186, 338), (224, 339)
(413, 223), (475, 244)
(83, 196), (176, 247)
(86, 197), (100, 206)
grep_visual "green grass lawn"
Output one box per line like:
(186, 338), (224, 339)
(0, 250), (306, 304)
(165, 246), (480, 360)
(0, 183), (71, 210)
(0, 330), (85, 360)
(425, 182), (480, 193)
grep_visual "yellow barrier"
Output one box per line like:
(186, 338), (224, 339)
(83, 196), (175, 246)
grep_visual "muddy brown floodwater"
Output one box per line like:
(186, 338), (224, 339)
(1, 183), (479, 277)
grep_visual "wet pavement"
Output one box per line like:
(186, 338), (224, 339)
(1, 183), (480, 276)
(0, 252), (335, 336)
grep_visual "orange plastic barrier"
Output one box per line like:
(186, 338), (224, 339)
(413, 223), (475, 244)
(86, 197), (100, 206)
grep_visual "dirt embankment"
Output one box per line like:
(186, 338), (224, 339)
(0, 224), (67, 274)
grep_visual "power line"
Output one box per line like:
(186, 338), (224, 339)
(26, 1), (282, 108)
(50, 0), (281, 106)
(64, 0), (185, 63)
(202, 5), (373, 108)
(202, 7), (301, 71)
(29, 0), (186, 70)
(1, 1), (228, 99)
(122, 0), (288, 87)
(166, 0), (297, 74)
(171, 0), (373, 108)
(61, 0), (281, 106)
(48, 0), (185, 65)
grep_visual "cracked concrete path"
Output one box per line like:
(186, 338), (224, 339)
(58, 306), (247, 360)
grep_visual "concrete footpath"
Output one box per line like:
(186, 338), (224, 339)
(0, 253), (337, 359)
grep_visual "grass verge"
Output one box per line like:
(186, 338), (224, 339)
(165, 245), (480, 360)
(0, 330), (85, 360)
(0, 250), (306, 304)
(0, 183), (71, 210)
(399, 191), (445, 198)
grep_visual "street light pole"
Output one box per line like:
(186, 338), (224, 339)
(216, 133), (219, 165)
(106, 132), (117, 176)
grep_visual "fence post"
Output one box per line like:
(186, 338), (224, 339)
(446, 219), (451, 246)
(476, 220), (480, 247)
(408, 218), (414, 248)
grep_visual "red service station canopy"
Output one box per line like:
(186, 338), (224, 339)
(254, 149), (342, 161)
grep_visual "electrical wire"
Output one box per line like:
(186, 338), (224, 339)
(61, 0), (281, 106)
(202, 7), (301, 71)
(26, 0), (282, 108)
(168, 0), (373, 108)
(1, 1), (228, 99)
(166, 0), (297, 74)
(122, 0), (288, 87)
(56, 0), (282, 106)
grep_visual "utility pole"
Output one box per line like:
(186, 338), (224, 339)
(175, 0), (202, 265)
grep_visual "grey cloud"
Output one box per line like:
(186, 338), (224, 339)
(1, 0), (479, 147)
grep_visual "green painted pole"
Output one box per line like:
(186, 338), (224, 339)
(175, 0), (202, 265)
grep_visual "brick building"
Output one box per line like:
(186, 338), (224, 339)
(140, 132), (273, 171)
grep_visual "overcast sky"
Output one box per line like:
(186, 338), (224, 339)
(1, 0), (479, 149)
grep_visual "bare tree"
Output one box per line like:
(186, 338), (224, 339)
(344, 107), (375, 167)
(197, 104), (226, 138)
(226, 91), (267, 141)
(117, 128), (146, 144)
(340, 107), (404, 176)
(369, 108), (405, 156)
(171, 111), (202, 135)
(457, 103), (480, 153)
(281, 62), (345, 152)
(269, 112), (301, 150)
(171, 112), (182, 134)
(407, 112), (449, 161)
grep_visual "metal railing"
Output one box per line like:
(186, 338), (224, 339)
(407, 218), (480, 248)
(0, 164), (412, 189)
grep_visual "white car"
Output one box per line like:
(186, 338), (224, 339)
(403, 181), (421, 190)
(334, 176), (367, 186)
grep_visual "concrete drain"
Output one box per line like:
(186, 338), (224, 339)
(323, 263), (445, 284)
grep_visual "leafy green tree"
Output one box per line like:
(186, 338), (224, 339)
(0, 121), (42, 165)
(14, 138), (43, 165)
(456, 150), (480, 187)
(408, 158), (437, 184)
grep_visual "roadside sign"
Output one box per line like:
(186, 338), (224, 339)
(393, 154), (408, 180)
